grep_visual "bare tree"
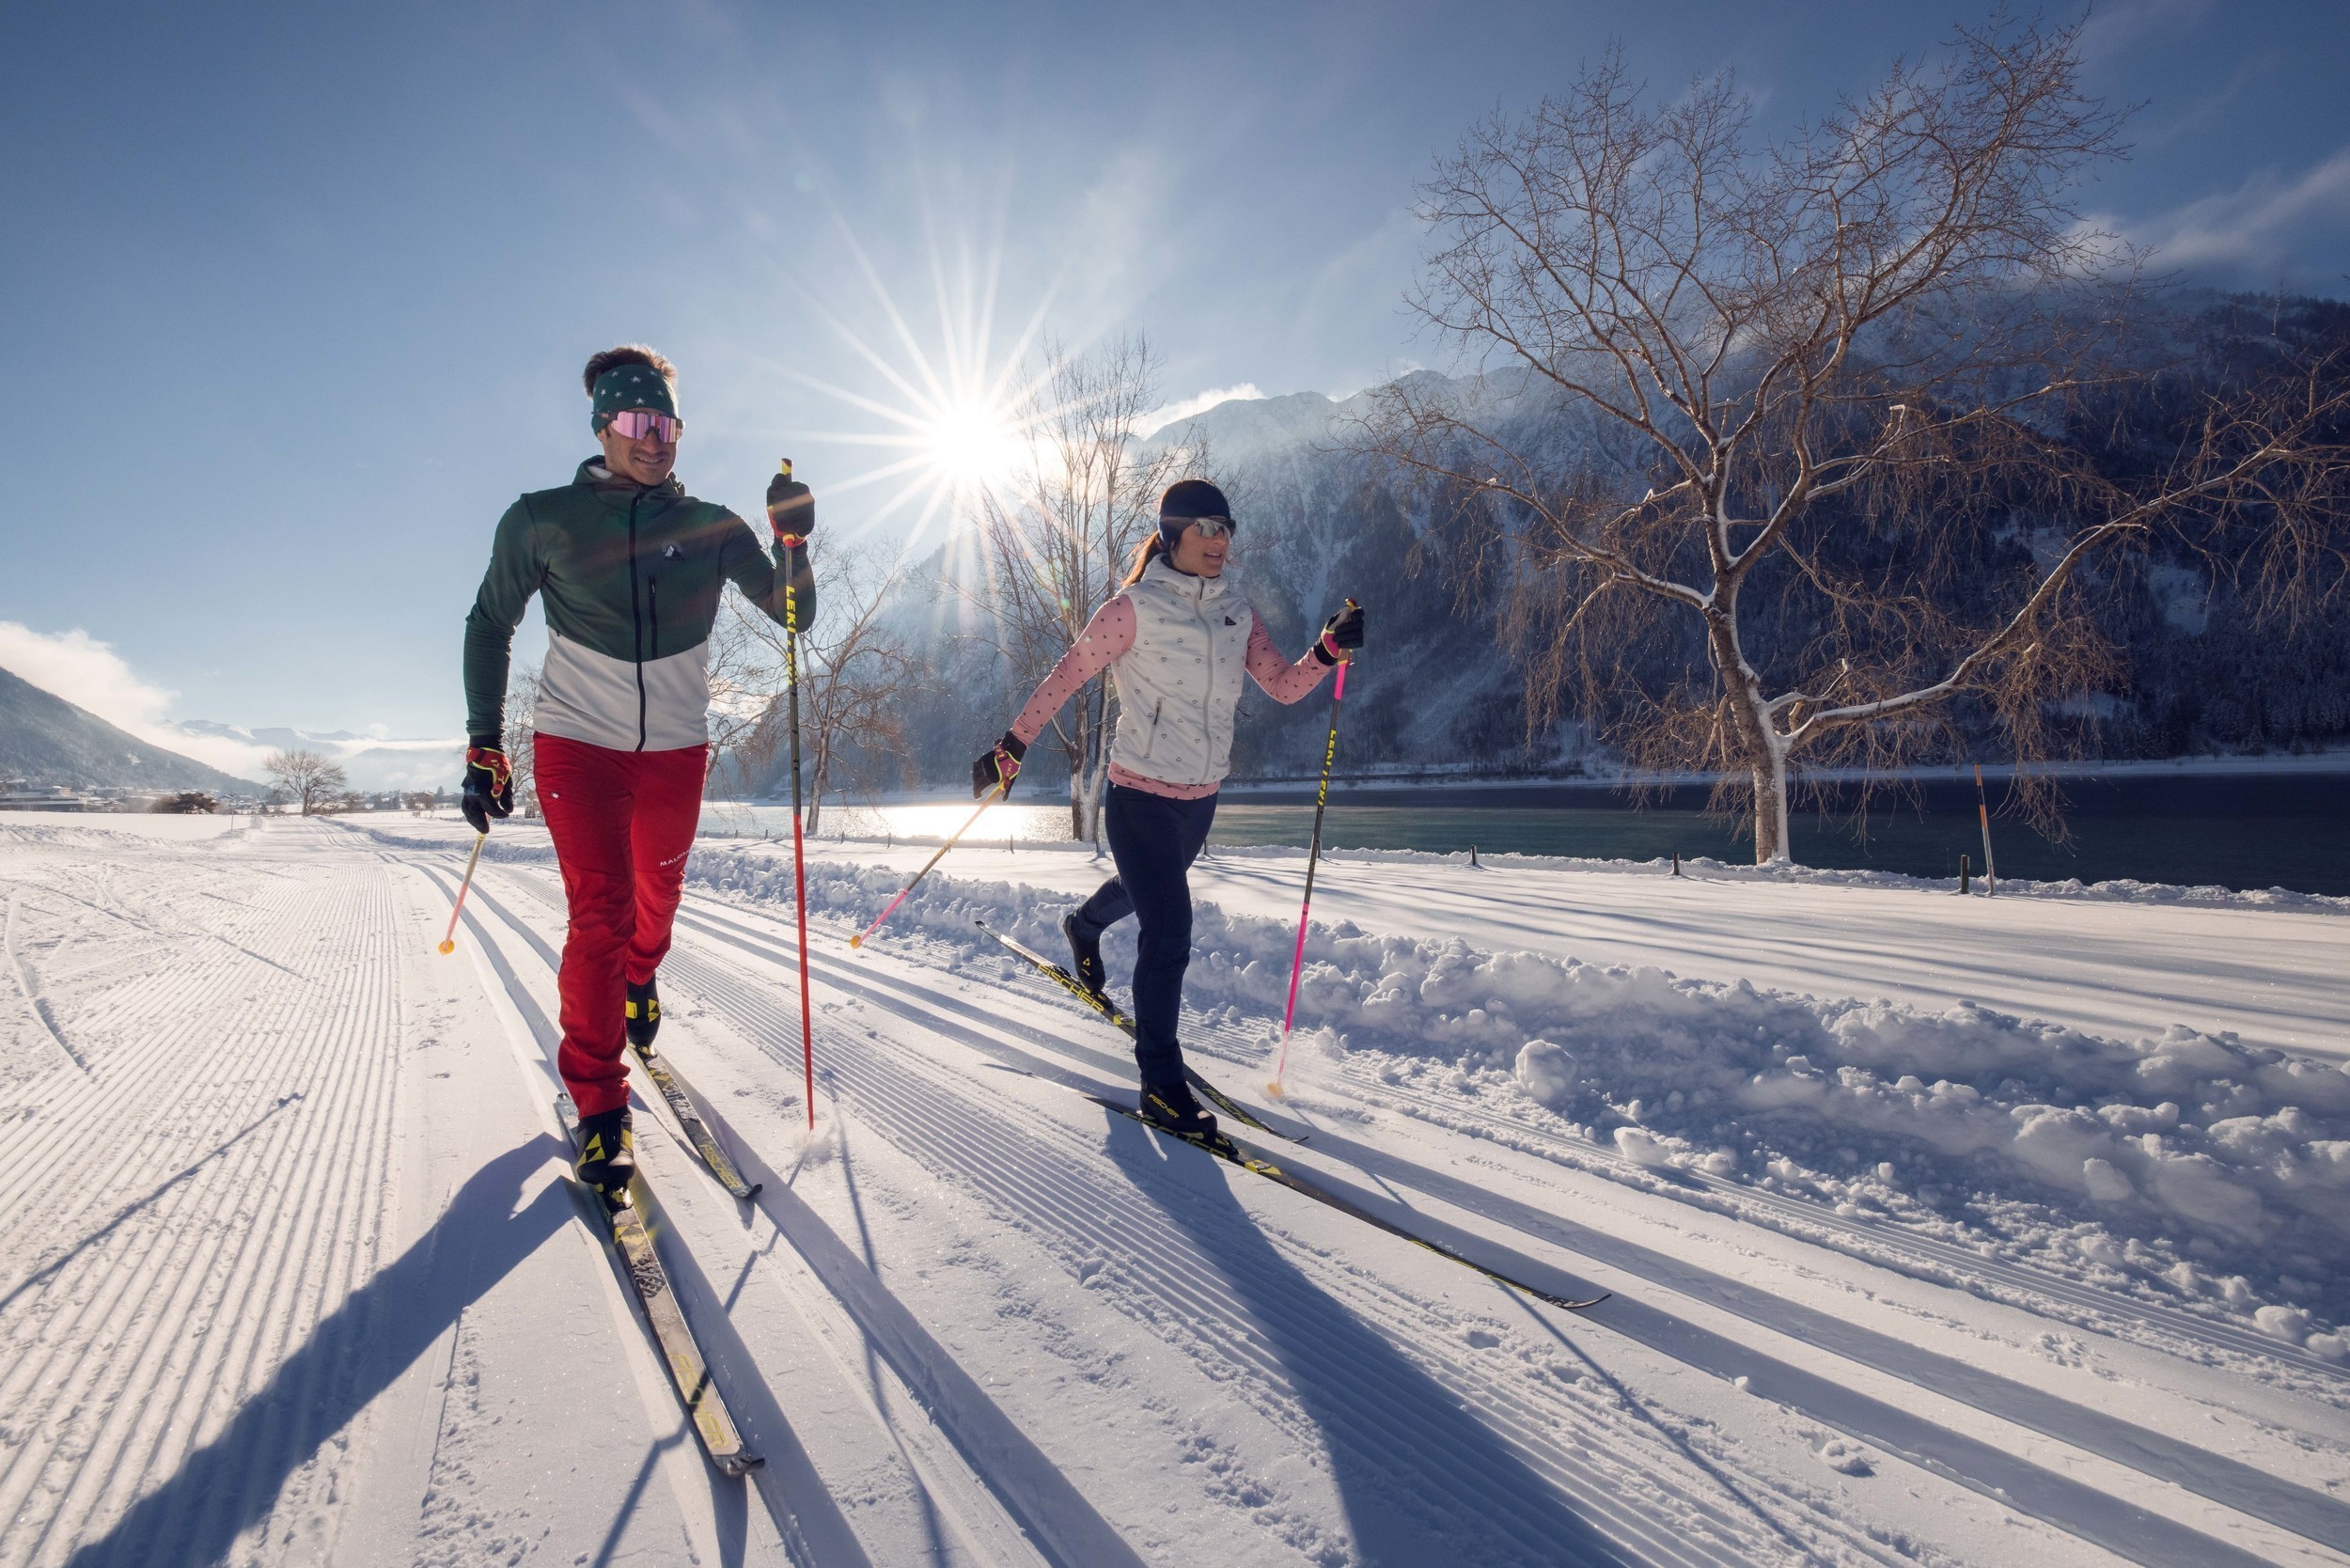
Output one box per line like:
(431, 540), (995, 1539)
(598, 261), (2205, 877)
(263, 749), (348, 816)
(503, 663), (543, 818)
(956, 335), (1196, 840)
(1375, 22), (2349, 861)
(713, 541), (925, 835)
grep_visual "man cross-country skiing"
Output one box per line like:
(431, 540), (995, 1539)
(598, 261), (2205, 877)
(460, 344), (816, 1200)
(973, 479), (1363, 1138)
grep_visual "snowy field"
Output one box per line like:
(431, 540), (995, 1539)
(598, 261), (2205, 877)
(3, 808), (2347, 1567)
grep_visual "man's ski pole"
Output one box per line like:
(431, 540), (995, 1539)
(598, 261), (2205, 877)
(1269, 627), (1353, 1098)
(437, 833), (486, 954)
(778, 460), (819, 1130)
(849, 781), (1006, 949)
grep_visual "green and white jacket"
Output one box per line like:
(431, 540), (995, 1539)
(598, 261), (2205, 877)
(462, 458), (814, 752)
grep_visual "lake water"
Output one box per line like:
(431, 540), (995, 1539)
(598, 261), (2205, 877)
(700, 770), (2350, 896)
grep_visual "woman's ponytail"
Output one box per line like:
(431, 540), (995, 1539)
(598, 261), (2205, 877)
(1120, 531), (1164, 588)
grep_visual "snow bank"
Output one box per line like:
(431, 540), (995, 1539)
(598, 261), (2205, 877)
(683, 841), (2350, 1336)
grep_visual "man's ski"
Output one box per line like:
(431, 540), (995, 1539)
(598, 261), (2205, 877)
(975, 919), (1300, 1142)
(1073, 1082), (1608, 1312)
(557, 1092), (762, 1478)
(632, 1041), (761, 1200)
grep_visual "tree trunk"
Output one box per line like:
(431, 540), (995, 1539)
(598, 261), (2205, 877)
(1751, 749), (1791, 865)
(1708, 612), (1793, 865)
(803, 745), (827, 837)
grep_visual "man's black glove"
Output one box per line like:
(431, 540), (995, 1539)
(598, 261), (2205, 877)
(1312, 599), (1364, 665)
(972, 730), (1026, 799)
(767, 464), (815, 543)
(462, 740), (514, 834)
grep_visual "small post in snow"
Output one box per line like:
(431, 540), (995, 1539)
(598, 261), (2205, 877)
(1973, 764), (1998, 899)
(1671, 849), (1683, 878)
(1469, 843), (1480, 869)
(1959, 853), (1971, 895)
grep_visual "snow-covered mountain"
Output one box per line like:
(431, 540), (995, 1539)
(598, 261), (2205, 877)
(0, 666), (260, 793)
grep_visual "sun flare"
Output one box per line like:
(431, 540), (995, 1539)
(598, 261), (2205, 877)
(921, 398), (1026, 494)
(766, 228), (1058, 550)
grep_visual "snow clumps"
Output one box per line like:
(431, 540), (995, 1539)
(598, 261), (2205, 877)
(684, 843), (2350, 1338)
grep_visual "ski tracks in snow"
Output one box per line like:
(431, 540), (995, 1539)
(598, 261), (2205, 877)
(465, 856), (2329, 1568)
(0, 820), (401, 1566)
(16, 812), (2343, 1567)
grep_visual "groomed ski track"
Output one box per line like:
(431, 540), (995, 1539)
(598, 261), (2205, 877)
(3, 810), (2345, 1566)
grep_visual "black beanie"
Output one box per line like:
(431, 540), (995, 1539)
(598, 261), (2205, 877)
(1158, 479), (1232, 553)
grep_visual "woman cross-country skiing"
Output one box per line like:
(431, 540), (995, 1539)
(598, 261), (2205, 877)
(973, 479), (1363, 1138)
(460, 343), (816, 1200)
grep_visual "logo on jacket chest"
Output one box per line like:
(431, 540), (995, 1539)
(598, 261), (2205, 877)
(662, 542), (682, 560)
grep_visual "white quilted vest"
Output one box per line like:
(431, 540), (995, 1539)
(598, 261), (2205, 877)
(1108, 557), (1253, 787)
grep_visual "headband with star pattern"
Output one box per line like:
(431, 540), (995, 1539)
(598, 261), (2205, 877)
(590, 364), (681, 431)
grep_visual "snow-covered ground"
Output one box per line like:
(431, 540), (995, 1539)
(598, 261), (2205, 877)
(5, 808), (2347, 1566)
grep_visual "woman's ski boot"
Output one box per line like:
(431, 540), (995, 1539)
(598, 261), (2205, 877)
(1140, 1079), (1218, 1141)
(1062, 912), (1107, 996)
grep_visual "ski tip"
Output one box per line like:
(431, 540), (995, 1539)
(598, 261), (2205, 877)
(717, 1451), (766, 1478)
(741, 1182), (765, 1200)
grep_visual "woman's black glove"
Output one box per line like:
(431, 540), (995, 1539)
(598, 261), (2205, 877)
(461, 740), (513, 833)
(972, 730), (1026, 798)
(767, 463), (816, 542)
(1312, 599), (1364, 665)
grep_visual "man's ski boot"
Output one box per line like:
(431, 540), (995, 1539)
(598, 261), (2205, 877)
(1140, 1079), (1218, 1142)
(1062, 911), (1106, 996)
(576, 1105), (635, 1205)
(625, 978), (661, 1048)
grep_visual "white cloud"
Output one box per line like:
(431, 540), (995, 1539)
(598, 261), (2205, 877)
(2097, 145), (2350, 277)
(0, 622), (268, 779)
(2076, 0), (2214, 71)
(0, 620), (175, 731)
(1136, 384), (1267, 438)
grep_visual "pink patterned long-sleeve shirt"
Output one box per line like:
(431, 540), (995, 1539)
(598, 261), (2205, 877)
(1010, 593), (1334, 798)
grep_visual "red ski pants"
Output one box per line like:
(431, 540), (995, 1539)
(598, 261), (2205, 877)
(535, 732), (707, 1118)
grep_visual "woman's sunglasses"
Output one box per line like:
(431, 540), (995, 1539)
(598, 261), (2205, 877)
(606, 409), (682, 442)
(1183, 515), (1236, 539)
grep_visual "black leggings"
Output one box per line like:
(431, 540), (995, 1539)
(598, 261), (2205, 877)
(1071, 783), (1217, 1086)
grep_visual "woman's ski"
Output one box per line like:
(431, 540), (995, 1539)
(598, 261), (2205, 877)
(1067, 1080), (1609, 1313)
(557, 1092), (763, 1478)
(975, 919), (1299, 1142)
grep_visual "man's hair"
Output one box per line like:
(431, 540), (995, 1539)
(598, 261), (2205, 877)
(582, 344), (677, 395)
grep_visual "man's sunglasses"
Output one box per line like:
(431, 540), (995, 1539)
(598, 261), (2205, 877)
(606, 409), (682, 441)
(1182, 515), (1236, 539)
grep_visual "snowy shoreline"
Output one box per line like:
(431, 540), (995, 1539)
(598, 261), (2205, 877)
(1221, 748), (2350, 792)
(690, 817), (2350, 917)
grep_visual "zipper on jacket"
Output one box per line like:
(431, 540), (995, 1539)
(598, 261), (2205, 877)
(627, 495), (648, 751)
(1139, 698), (1164, 760)
(1190, 581), (1217, 786)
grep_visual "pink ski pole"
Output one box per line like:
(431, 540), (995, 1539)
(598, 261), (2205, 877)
(1269, 639), (1351, 1097)
(849, 781), (1007, 949)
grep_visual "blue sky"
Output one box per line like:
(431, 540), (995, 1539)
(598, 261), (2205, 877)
(3, 0), (2346, 760)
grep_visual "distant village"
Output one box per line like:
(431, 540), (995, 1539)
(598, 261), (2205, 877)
(0, 778), (453, 816)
